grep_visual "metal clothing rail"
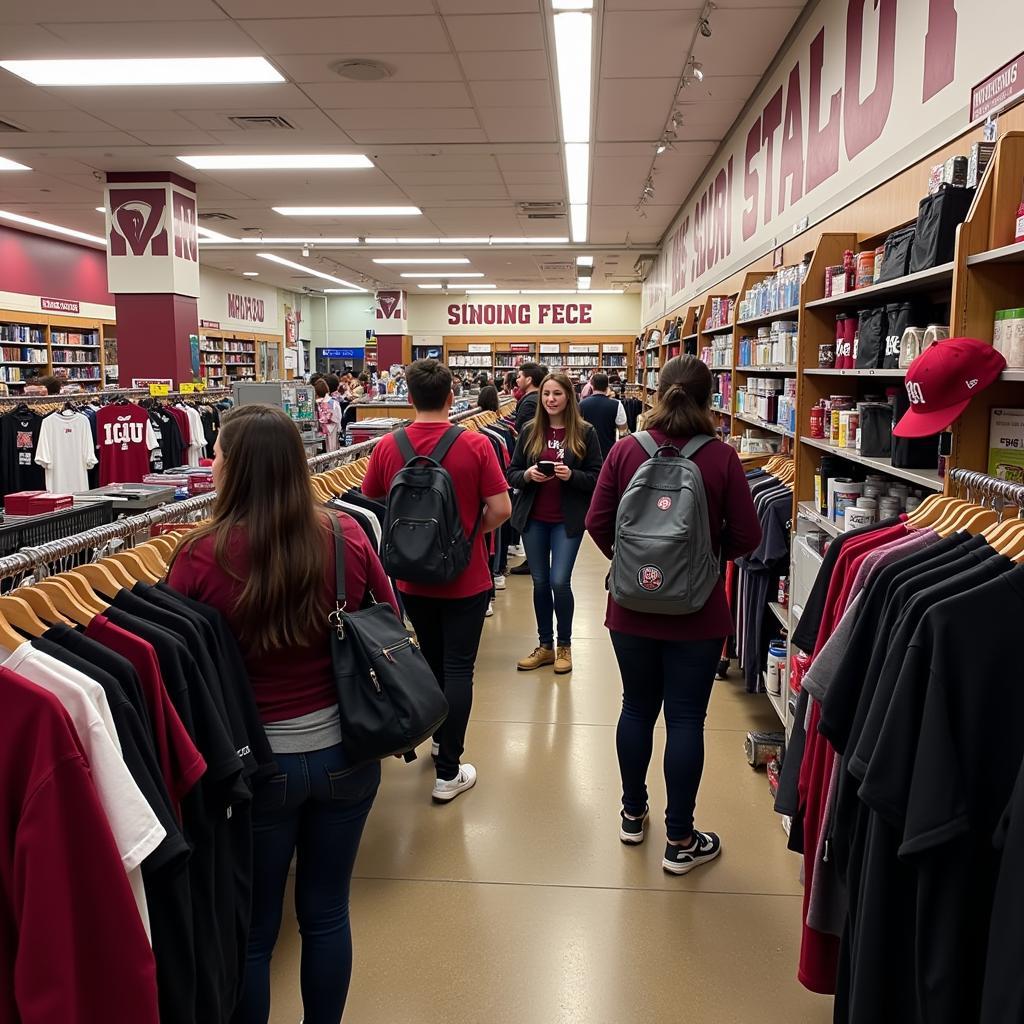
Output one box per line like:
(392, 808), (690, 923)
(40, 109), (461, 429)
(948, 467), (1024, 510)
(0, 401), (500, 584)
(0, 387), (233, 407)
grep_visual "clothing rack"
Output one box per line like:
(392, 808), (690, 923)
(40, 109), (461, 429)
(0, 400), (509, 586)
(948, 467), (1024, 511)
(0, 387), (232, 409)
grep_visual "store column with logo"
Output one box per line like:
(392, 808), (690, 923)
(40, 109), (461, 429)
(375, 289), (407, 368)
(104, 171), (200, 387)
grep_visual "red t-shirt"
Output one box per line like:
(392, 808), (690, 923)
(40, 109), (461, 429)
(530, 427), (567, 524)
(0, 667), (159, 1024)
(362, 421), (509, 599)
(167, 511), (398, 724)
(97, 403), (159, 484)
(85, 614), (207, 811)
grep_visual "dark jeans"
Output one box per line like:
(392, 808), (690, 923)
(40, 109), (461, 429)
(610, 632), (723, 842)
(403, 590), (489, 781)
(236, 745), (380, 1024)
(521, 519), (584, 646)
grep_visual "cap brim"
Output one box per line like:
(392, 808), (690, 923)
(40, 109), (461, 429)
(892, 396), (970, 438)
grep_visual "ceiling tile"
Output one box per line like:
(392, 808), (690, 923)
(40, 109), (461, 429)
(501, 170), (562, 184)
(375, 155), (498, 173)
(381, 169), (504, 185)
(601, 11), (698, 78)
(238, 16), (451, 54)
(124, 130), (223, 145)
(470, 80), (552, 108)
(220, 0), (433, 14)
(506, 183), (564, 202)
(40, 19), (257, 55)
(479, 107), (556, 143)
(672, 97), (745, 129)
(401, 184), (510, 202)
(0, 109), (114, 132)
(274, 53), (462, 84)
(0, 83), (75, 111)
(344, 128), (488, 145)
(597, 78), (678, 142)
(93, 109), (203, 131)
(0, 130), (141, 149)
(303, 82), (472, 109)
(496, 153), (561, 172)
(68, 84), (315, 113)
(604, 0), (703, 9)
(326, 108), (480, 130)
(589, 204), (674, 243)
(444, 14), (545, 52)
(9, 0), (225, 20)
(178, 107), (338, 132)
(459, 50), (550, 81)
(0, 23), (76, 55)
(683, 74), (765, 103)
(438, 0), (539, 11)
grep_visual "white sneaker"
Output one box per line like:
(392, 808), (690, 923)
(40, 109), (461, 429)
(485, 600), (494, 617)
(432, 763), (477, 802)
(509, 543), (525, 558)
(493, 574), (506, 590)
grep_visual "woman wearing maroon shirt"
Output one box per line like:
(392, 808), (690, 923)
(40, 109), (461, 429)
(585, 355), (761, 875)
(168, 404), (398, 1024)
(507, 372), (603, 675)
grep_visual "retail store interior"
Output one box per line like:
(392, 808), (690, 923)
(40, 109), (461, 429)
(1, 0), (1024, 1021)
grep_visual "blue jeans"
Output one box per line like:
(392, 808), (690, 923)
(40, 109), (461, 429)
(610, 632), (723, 842)
(521, 519), (584, 646)
(236, 744), (380, 1024)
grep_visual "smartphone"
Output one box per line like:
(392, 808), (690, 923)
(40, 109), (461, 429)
(538, 460), (557, 477)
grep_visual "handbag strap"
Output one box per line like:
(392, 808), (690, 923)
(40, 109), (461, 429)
(326, 512), (347, 609)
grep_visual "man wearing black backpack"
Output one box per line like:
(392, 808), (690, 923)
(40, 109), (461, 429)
(362, 359), (511, 802)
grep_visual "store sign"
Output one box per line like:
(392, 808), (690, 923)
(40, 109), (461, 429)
(509, 343), (532, 352)
(643, 0), (1024, 322)
(321, 347), (363, 358)
(376, 289), (408, 333)
(132, 377), (173, 390)
(972, 51), (1024, 121)
(200, 319), (220, 330)
(105, 173), (200, 298)
(447, 302), (593, 326)
(227, 292), (265, 324)
(40, 297), (80, 314)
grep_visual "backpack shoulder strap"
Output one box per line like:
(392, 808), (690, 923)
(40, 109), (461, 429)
(394, 427), (417, 465)
(325, 512), (346, 608)
(632, 430), (661, 459)
(428, 425), (465, 465)
(680, 434), (715, 460)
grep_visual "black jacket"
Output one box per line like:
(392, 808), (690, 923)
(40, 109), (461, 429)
(514, 391), (539, 434)
(506, 421), (603, 537)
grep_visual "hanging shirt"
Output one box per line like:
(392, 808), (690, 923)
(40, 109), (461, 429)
(0, 667), (159, 1024)
(0, 408), (44, 496)
(34, 409), (98, 493)
(97, 403), (160, 484)
(148, 406), (187, 471)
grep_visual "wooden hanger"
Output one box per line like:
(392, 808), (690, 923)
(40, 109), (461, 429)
(75, 562), (127, 599)
(98, 556), (138, 588)
(0, 610), (25, 651)
(935, 501), (998, 536)
(33, 580), (96, 627)
(13, 585), (75, 628)
(930, 499), (977, 535)
(125, 542), (169, 580)
(0, 595), (49, 639)
(907, 495), (965, 529)
(50, 572), (108, 614)
(107, 550), (160, 585)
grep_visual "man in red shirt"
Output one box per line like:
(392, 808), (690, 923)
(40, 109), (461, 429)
(363, 359), (511, 802)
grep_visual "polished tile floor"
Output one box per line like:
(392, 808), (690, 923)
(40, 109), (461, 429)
(268, 541), (834, 1023)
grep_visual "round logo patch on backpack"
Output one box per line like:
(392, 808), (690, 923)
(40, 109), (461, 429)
(657, 496), (672, 511)
(637, 565), (663, 592)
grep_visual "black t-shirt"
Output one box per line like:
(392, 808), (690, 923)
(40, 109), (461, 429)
(579, 394), (620, 456)
(0, 410), (44, 496)
(148, 407), (186, 471)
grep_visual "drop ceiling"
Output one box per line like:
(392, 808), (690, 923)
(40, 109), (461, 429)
(0, 0), (806, 294)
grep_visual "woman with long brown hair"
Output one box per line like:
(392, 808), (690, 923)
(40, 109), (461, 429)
(586, 355), (761, 875)
(168, 404), (398, 1024)
(506, 371), (603, 674)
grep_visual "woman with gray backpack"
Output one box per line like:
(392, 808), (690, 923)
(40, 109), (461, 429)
(585, 355), (761, 875)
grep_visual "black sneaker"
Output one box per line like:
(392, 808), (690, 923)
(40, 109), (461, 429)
(662, 829), (721, 875)
(619, 807), (649, 845)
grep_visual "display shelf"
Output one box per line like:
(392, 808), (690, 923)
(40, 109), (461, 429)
(766, 687), (788, 729)
(966, 240), (1024, 266)
(799, 435), (944, 491)
(51, 361), (101, 365)
(711, 406), (732, 416)
(805, 262), (955, 309)
(797, 500), (842, 539)
(804, 367), (907, 377)
(709, 363), (733, 371)
(682, 333), (699, 345)
(703, 324), (734, 336)
(737, 305), (801, 328)
(735, 364), (797, 374)
(768, 602), (789, 628)
(735, 412), (795, 438)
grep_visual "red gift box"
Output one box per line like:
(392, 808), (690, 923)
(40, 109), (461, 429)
(4, 491), (46, 516)
(27, 493), (74, 514)
(187, 474), (215, 495)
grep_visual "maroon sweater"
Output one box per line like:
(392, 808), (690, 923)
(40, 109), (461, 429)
(585, 431), (762, 641)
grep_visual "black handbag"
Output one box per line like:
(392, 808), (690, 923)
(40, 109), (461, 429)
(908, 187), (975, 274)
(882, 302), (915, 369)
(854, 307), (887, 369)
(891, 390), (940, 469)
(326, 514), (449, 767)
(859, 403), (894, 458)
(875, 225), (916, 282)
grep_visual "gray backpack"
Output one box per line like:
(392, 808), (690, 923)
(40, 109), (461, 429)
(609, 432), (719, 615)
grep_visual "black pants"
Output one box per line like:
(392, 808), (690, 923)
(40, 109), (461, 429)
(403, 591), (489, 781)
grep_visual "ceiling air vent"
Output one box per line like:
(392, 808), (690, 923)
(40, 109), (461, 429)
(539, 260), (575, 273)
(199, 211), (238, 222)
(0, 119), (24, 133)
(332, 59), (393, 82)
(228, 115), (296, 131)
(517, 201), (566, 220)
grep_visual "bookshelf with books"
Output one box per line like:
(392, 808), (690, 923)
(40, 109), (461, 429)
(0, 310), (110, 390)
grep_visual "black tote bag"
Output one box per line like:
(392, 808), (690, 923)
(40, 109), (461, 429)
(855, 307), (887, 369)
(882, 302), (915, 369)
(327, 514), (449, 767)
(891, 390), (940, 469)
(909, 188), (975, 274)
(859, 403), (893, 458)
(875, 226), (917, 282)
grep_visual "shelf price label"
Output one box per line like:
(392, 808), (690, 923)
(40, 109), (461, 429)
(149, 383), (170, 396)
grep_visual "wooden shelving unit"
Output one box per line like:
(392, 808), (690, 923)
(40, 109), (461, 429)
(443, 337), (636, 383)
(201, 330), (284, 385)
(0, 310), (109, 390)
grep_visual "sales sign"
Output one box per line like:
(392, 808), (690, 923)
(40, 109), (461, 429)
(41, 297), (80, 314)
(448, 302), (593, 326)
(971, 51), (1024, 121)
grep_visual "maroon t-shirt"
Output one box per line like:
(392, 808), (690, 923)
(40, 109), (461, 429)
(585, 431), (762, 641)
(167, 511), (398, 724)
(97, 403), (158, 484)
(530, 426), (567, 524)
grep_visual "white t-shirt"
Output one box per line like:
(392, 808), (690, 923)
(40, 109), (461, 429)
(615, 399), (628, 428)
(34, 411), (98, 493)
(1, 643), (165, 939)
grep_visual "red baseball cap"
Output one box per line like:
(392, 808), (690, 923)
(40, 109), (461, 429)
(893, 337), (1005, 438)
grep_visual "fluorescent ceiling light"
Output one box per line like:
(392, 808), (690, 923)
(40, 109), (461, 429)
(423, 284), (496, 291)
(373, 258), (470, 265)
(323, 288), (365, 293)
(178, 154), (372, 170)
(553, 13), (592, 144)
(195, 225), (236, 243)
(576, 255), (593, 267)
(401, 272), (484, 278)
(576, 276), (592, 289)
(257, 252), (367, 291)
(365, 237), (439, 245)
(238, 237), (360, 244)
(570, 204), (587, 243)
(440, 237), (491, 244)
(565, 143), (589, 206)
(274, 206), (421, 216)
(0, 57), (284, 87)
(553, 0), (593, 8)
(242, 271), (259, 276)
(0, 157), (30, 171)
(0, 210), (105, 246)
(95, 206), (106, 213)
(417, 284), (443, 289)
(491, 237), (570, 245)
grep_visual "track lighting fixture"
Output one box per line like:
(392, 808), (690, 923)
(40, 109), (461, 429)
(689, 58), (704, 82)
(699, 16), (712, 37)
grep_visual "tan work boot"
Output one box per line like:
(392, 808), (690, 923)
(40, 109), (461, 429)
(554, 645), (573, 674)
(517, 646), (555, 671)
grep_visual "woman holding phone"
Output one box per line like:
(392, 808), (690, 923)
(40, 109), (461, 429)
(507, 372), (603, 675)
